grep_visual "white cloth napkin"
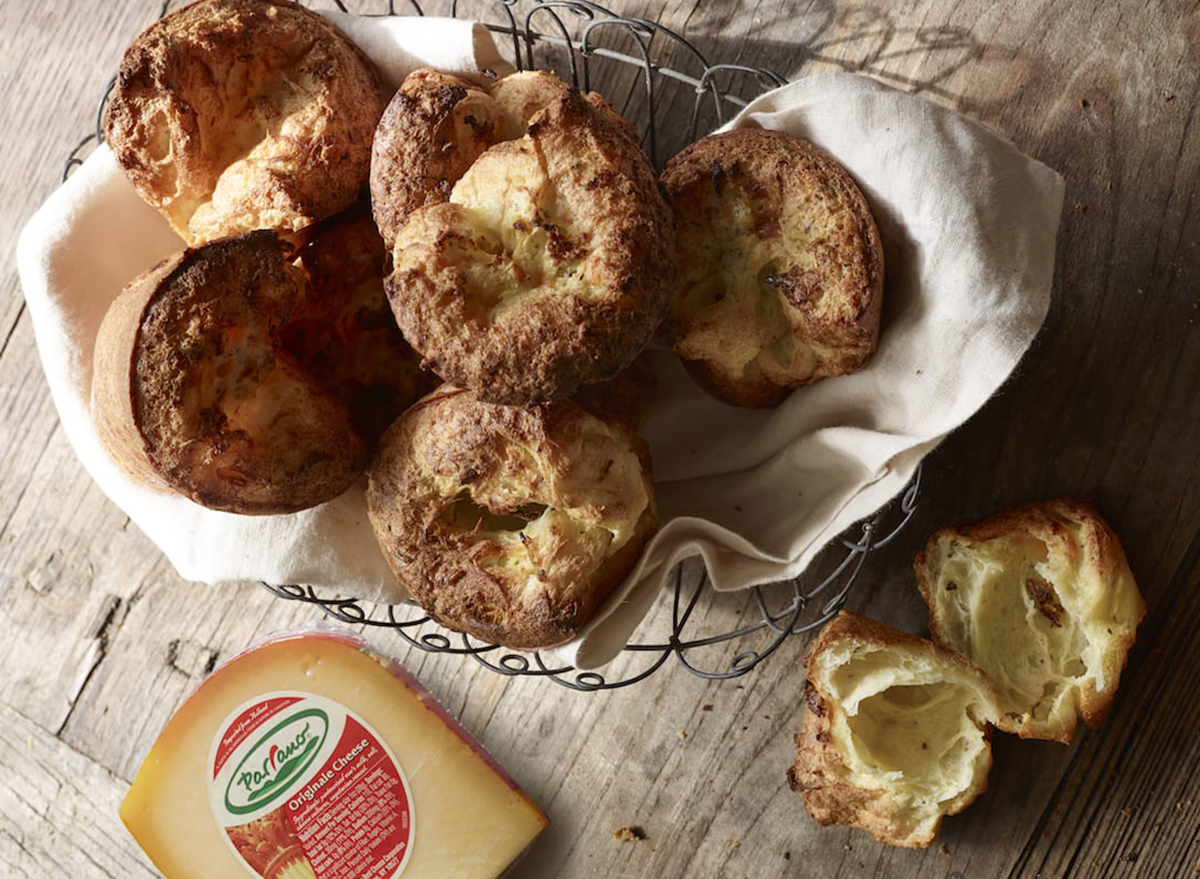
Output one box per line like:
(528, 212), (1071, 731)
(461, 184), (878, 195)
(564, 74), (1064, 667)
(18, 13), (1063, 670)
(16, 15), (511, 600)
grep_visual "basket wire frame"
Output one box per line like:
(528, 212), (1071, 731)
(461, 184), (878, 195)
(64, 0), (786, 179)
(66, 0), (918, 690)
(261, 464), (921, 692)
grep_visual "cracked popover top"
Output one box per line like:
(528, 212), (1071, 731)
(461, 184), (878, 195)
(105, 0), (386, 244)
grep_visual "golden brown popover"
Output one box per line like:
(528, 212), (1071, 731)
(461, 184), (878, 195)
(572, 354), (657, 432)
(105, 0), (386, 245)
(284, 205), (438, 446)
(790, 612), (1001, 847)
(915, 499), (1145, 743)
(91, 231), (365, 514)
(382, 89), (674, 405)
(369, 68), (635, 247)
(661, 128), (884, 407)
(366, 386), (658, 649)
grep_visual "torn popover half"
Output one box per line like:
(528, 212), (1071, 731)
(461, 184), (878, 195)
(789, 611), (1000, 848)
(915, 499), (1146, 743)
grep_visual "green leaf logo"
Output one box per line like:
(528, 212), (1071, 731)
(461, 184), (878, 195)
(224, 708), (328, 815)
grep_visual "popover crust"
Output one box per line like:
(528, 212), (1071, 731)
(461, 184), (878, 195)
(383, 89), (674, 405)
(661, 128), (884, 407)
(914, 499), (1146, 743)
(369, 68), (636, 247)
(370, 69), (504, 248)
(366, 387), (658, 649)
(572, 354), (657, 432)
(790, 612), (1000, 847)
(285, 206), (438, 446)
(91, 231), (365, 514)
(104, 0), (386, 244)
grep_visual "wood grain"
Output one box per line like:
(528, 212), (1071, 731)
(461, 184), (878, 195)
(2, 0), (1199, 877)
(0, 702), (158, 878)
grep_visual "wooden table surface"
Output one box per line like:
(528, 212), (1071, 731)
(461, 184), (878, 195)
(3, 1), (1198, 877)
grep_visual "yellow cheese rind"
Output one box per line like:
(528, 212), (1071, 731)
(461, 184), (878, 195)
(120, 631), (548, 878)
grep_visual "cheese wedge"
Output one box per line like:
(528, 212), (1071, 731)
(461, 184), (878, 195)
(121, 628), (548, 878)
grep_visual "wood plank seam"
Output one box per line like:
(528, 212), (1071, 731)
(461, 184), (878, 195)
(0, 301), (26, 360)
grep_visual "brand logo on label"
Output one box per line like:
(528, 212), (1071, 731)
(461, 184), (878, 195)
(223, 708), (329, 815)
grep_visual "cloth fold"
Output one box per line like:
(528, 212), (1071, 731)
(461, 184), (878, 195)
(17, 14), (1063, 670)
(563, 74), (1063, 668)
(16, 15), (511, 601)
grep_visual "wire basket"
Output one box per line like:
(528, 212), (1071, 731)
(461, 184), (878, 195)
(67, 0), (920, 690)
(64, 0), (786, 178)
(263, 467), (921, 691)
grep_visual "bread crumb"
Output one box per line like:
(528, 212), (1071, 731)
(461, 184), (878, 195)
(1079, 98), (1090, 108)
(783, 852), (791, 860)
(940, 844), (951, 855)
(1106, 182), (1112, 191)
(1074, 203), (1088, 213)
(614, 826), (646, 842)
(1166, 94), (1176, 102)
(1122, 806), (1135, 817)
(1125, 851), (1139, 863)
(730, 839), (742, 849)
(676, 730), (688, 740)
(842, 843), (851, 851)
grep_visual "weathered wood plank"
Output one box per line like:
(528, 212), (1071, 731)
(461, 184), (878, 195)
(2, 0), (1199, 877)
(1006, 538), (1200, 879)
(0, 701), (158, 878)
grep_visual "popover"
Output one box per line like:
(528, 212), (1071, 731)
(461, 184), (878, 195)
(790, 612), (1001, 847)
(572, 354), (657, 432)
(285, 206), (438, 446)
(382, 89), (674, 405)
(104, 0), (386, 245)
(915, 499), (1145, 743)
(366, 387), (658, 649)
(91, 231), (365, 514)
(369, 68), (635, 247)
(661, 128), (884, 407)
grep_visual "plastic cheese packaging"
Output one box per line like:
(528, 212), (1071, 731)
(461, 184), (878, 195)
(120, 625), (548, 878)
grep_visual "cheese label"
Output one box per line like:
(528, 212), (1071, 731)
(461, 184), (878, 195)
(208, 691), (414, 879)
